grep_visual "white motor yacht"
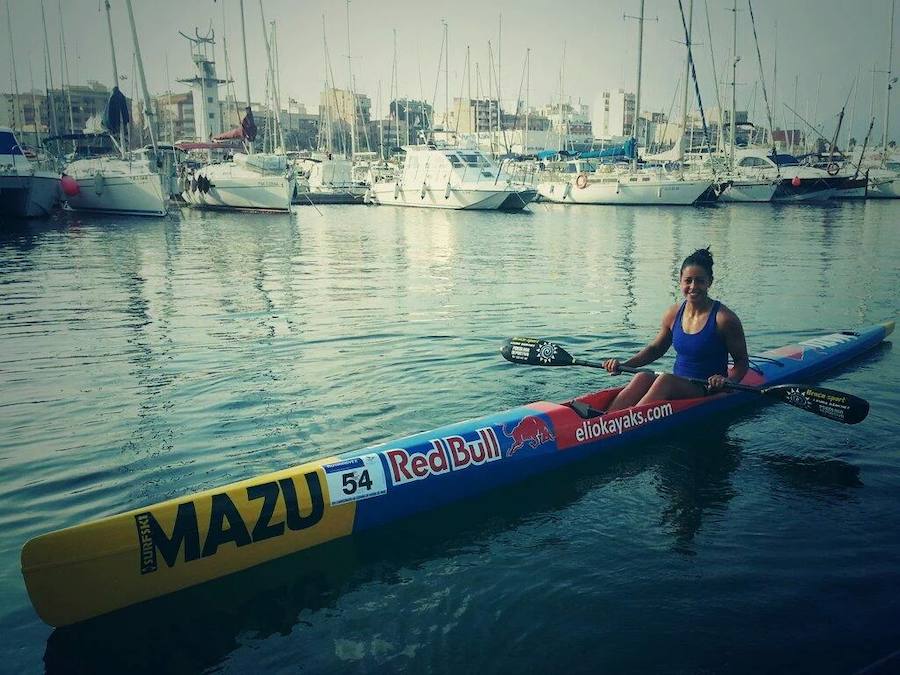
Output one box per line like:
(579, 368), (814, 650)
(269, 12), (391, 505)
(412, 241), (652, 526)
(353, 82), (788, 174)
(366, 145), (536, 211)
(0, 127), (60, 218)
(731, 148), (840, 201)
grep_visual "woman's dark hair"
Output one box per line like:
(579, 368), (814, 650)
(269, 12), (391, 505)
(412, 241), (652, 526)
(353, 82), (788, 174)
(681, 247), (714, 280)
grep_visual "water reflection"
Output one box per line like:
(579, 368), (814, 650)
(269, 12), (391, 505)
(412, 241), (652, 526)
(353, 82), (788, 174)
(762, 453), (863, 498)
(654, 423), (741, 555)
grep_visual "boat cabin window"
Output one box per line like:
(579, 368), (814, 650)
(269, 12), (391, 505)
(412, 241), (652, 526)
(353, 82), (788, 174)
(446, 153), (463, 168)
(886, 161), (900, 171)
(564, 163), (578, 173)
(768, 153), (800, 167)
(738, 156), (770, 168)
(460, 153), (489, 168)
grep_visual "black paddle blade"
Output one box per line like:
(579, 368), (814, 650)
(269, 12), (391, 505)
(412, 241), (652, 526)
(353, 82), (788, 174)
(501, 337), (575, 366)
(763, 384), (870, 424)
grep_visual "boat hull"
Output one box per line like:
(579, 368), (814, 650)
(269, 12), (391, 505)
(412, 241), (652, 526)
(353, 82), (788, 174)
(718, 179), (779, 202)
(537, 176), (712, 205)
(65, 172), (167, 216)
(183, 177), (292, 212)
(367, 183), (523, 210)
(21, 321), (893, 627)
(867, 172), (900, 198)
(0, 172), (59, 218)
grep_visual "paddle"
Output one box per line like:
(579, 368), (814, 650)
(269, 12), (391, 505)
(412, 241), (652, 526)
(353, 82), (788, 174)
(500, 337), (870, 425)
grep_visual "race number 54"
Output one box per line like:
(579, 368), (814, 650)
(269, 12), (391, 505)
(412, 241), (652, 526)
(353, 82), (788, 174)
(323, 454), (387, 506)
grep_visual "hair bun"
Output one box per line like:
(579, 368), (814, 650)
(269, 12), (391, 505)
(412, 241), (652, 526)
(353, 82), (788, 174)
(681, 246), (715, 279)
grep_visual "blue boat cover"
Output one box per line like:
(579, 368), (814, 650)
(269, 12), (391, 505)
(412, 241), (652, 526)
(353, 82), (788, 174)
(0, 130), (23, 155)
(578, 138), (636, 160)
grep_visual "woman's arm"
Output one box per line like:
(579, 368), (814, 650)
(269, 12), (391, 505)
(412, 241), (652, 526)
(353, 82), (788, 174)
(604, 305), (678, 372)
(708, 306), (749, 389)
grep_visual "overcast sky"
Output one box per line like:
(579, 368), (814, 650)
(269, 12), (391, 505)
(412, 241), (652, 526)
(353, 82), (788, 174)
(3, 0), (898, 143)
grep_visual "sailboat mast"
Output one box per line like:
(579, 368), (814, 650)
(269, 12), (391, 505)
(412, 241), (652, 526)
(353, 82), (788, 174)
(730, 0), (737, 170)
(39, 0), (58, 141)
(393, 29), (399, 154)
(882, 0), (895, 162)
(6, 0), (22, 131)
(525, 47), (530, 155)
(124, 0), (157, 153)
(104, 1), (119, 84)
(239, 0), (253, 153)
(632, 0), (645, 170)
(679, 0), (693, 162)
(346, 0), (356, 158)
(59, 1), (75, 146)
(258, 3), (282, 153)
(444, 20), (449, 140)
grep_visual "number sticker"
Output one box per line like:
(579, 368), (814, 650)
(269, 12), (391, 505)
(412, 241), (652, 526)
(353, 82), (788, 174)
(323, 454), (387, 506)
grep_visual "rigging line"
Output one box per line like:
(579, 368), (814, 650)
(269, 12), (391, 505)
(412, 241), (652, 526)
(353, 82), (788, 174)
(746, 0), (776, 156)
(677, 0), (711, 152)
(507, 49), (529, 150)
(428, 25), (446, 140)
(703, 0), (725, 153)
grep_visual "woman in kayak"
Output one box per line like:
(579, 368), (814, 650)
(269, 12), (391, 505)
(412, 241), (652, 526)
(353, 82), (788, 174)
(603, 247), (749, 411)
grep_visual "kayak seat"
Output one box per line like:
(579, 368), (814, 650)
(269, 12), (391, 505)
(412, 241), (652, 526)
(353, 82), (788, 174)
(567, 400), (606, 419)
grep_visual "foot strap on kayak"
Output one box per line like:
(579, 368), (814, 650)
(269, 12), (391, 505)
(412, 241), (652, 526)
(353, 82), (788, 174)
(568, 400), (606, 419)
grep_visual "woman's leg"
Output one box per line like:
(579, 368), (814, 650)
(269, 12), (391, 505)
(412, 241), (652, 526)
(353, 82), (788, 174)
(606, 372), (657, 411)
(635, 373), (706, 406)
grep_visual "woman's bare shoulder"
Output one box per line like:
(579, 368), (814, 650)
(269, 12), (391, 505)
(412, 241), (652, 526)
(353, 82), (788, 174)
(716, 303), (744, 330)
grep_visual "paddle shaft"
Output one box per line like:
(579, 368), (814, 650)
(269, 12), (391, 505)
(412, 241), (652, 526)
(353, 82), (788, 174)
(500, 337), (869, 423)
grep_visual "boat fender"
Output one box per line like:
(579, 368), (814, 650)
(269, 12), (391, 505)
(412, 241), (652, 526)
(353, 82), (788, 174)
(93, 172), (105, 195)
(190, 177), (197, 192)
(563, 182), (572, 199)
(791, 176), (801, 187)
(444, 182), (451, 199)
(576, 173), (588, 189)
(420, 182), (427, 199)
(826, 163), (839, 176)
(394, 182), (400, 199)
(60, 174), (80, 197)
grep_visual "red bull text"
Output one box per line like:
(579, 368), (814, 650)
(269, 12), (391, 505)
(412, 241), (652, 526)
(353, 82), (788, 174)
(383, 428), (502, 486)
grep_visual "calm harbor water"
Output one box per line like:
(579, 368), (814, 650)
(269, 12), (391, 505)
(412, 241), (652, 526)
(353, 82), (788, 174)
(1, 200), (898, 674)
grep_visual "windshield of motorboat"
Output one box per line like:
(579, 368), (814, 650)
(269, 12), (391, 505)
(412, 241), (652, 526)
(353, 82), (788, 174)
(445, 153), (464, 168)
(459, 153), (492, 168)
(563, 161), (596, 173)
(768, 153), (801, 167)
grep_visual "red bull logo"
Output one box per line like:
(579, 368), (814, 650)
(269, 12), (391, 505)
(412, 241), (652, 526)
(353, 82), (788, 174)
(503, 416), (556, 456)
(383, 428), (502, 486)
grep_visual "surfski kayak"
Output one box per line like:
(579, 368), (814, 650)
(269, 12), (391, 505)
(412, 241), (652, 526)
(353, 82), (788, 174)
(22, 321), (893, 627)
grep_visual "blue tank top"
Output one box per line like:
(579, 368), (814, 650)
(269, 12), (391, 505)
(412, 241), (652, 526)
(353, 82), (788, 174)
(672, 300), (728, 379)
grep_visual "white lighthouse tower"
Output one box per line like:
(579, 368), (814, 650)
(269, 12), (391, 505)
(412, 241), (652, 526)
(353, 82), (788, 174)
(177, 28), (225, 141)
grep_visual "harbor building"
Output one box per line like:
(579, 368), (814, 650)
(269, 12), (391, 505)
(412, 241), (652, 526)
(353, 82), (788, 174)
(319, 88), (371, 155)
(592, 89), (635, 141)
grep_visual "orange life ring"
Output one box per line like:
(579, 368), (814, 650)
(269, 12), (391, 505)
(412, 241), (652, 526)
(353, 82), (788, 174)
(576, 173), (588, 189)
